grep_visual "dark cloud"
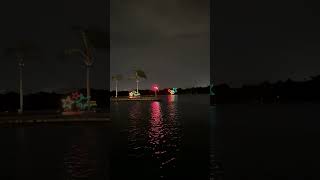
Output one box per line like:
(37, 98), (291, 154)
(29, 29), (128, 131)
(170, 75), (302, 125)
(214, 0), (320, 87)
(111, 0), (210, 90)
(0, 0), (108, 92)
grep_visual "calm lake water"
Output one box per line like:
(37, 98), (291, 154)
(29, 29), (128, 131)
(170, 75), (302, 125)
(111, 95), (213, 180)
(0, 123), (111, 180)
(2, 95), (320, 180)
(215, 103), (320, 180)
(112, 96), (320, 179)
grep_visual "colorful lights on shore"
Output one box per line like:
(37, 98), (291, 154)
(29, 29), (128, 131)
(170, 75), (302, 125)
(61, 91), (96, 112)
(152, 84), (159, 97)
(168, 88), (177, 95)
(152, 84), (159, 91)
(210, 83), (215, 95)
(129, 90), (140, 97)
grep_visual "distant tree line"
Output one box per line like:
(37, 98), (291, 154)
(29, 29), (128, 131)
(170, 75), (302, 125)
(111, 86), (211, 97)
(215, 75), (320, 103)
(112, 75), (320, 104)
(2, 74), (320, 112)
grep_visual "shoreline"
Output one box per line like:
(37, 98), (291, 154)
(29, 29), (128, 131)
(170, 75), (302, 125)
(111, 96), (161, 101)
(0, 111), (110, 124)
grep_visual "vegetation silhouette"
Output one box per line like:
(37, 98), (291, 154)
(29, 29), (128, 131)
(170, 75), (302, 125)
(0, 27), (108, 113)
(2, 74), (320, 112)
(213, 76), (320, 104)
(111, 75), (320, 104)
(128, 69), (147, 94)
(64, 26), (107, 101)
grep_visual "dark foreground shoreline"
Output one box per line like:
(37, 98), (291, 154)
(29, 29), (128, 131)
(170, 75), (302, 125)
(0, 111), (110, 124)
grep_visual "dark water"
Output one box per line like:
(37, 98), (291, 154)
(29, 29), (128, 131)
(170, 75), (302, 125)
(0, 123), (111, 180)
(3, 96), (319, 180)
(214, 103), (320, 180)
(111, 95), (212, 180)
(112, 96), (320, 179)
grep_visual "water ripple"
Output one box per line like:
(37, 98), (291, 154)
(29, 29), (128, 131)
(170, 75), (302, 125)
(127, 96), (182, 178)
(63, 144), (97, 179)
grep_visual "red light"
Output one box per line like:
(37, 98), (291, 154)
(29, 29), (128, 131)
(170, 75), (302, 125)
(152, 84), (159, 91)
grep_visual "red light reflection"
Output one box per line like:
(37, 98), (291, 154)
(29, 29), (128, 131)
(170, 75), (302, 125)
(149, 101), (163, 146)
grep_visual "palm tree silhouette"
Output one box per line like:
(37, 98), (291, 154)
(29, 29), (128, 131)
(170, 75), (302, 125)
(65, 26), (107, 101)
(130, 69), (147, 94)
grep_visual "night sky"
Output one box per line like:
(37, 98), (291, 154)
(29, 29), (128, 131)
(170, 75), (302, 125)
(2, 0), (320, 92)
(110, 0), (210, 90)
(214, 0), (320, 87)
(0, 0), (108, 93)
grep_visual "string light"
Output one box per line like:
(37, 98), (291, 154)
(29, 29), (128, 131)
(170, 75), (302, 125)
(152, 84), (159, 91)
(129, 90), (140, 97)
(210, 84), (215, 95)
(61, 91), (95, 112)
(168, 88), (177, 95)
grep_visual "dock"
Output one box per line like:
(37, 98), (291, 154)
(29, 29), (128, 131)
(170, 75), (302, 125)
(111, 96), (161, 102)
(0, 112), (110, 124)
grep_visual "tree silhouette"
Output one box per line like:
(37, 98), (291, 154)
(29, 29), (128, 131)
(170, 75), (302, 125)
(129, 69), (147, 93)
(65, 26), (107, 101)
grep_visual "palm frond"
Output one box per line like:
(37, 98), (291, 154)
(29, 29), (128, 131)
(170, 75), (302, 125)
(135, 70), (147, 79)
(86, 28), (107, 49)
(72, 25), (107, 50)
(112, 74), (123, 81)
(64, 48), (87, 58)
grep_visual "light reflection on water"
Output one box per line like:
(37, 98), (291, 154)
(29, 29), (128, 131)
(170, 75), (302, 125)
(127, 95), (182, 178)
(112, 95), (214, 179)
(148, 102), (163, 147)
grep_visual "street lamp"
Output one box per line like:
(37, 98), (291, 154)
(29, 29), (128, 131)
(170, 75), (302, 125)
(18, 59), (24, 114)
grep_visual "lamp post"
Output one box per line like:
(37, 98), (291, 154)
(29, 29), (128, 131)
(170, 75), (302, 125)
(18, 59), (24, 114)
